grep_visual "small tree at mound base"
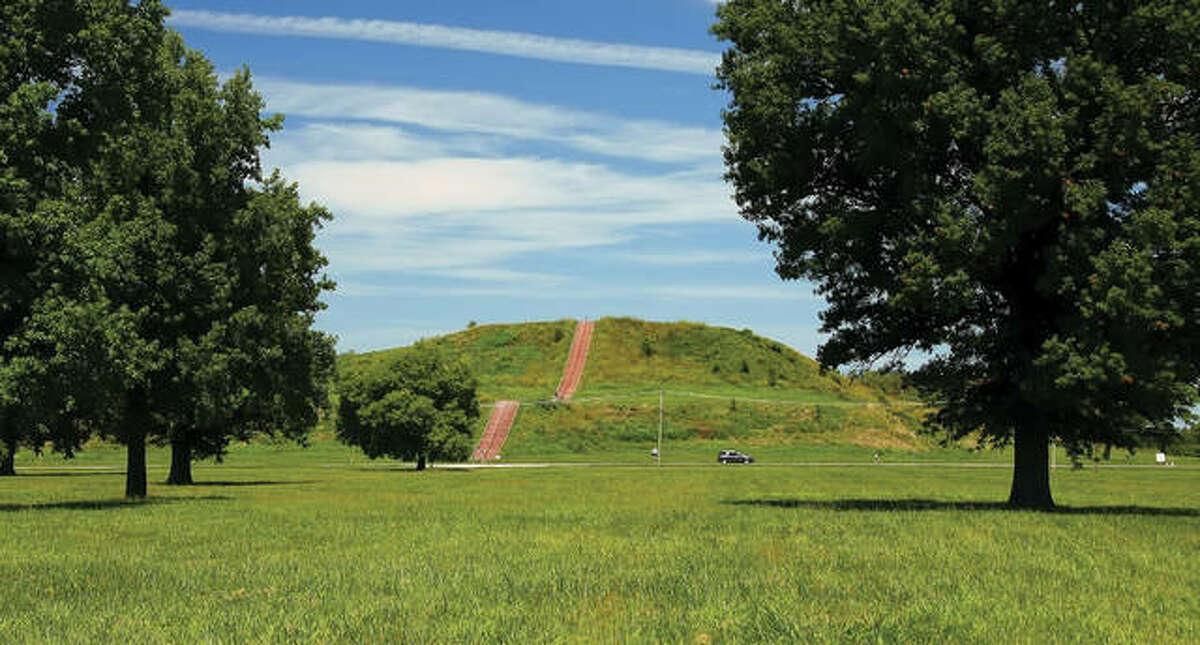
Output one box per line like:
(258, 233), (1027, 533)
(336, 345), (479, 471)
(714, 0), (1200, 508)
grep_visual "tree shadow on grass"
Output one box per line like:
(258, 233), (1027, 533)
(0, 495), (231, 513)
(184, 480), (318, 487)
(351, 466), (473, 473)
(7, 470), (123, 478)
(726, 498), (1200, 517)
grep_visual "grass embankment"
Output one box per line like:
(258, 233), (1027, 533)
(340, 317), (932, 457)
(537, 315), (930, 455)
(2, 444), (1197, 642)
(501, 394), (927, 459)
(582, 317), (845, 396)
(339, 319), (577, 403)
(332, 318), (1196, 462)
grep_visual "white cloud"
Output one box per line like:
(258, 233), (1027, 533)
(256, 77), (723, 164)
(613, 250), (765, 266)
(249, 79), (740, 292)
(287, 153), (738, 279)
(316, 223), (630, 276)
(436, 268), (566, 284)
(333, 267), (564, 296)
(325, 281), (813, 302)
(285, 158), (731, 224)
(267, 123), (500, 164)
(171, 10), (720, 75)
(257, 78), (571, 137)
(646, 285), (815, 301)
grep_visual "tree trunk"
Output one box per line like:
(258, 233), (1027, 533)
(166, 441), (193, 485)
(416, 453), (427, 471)
(1008, 426), (1054, 509)
(126, 430), (147, 499)
(0, 438), (15, 476)
(124, 389), (154, 499)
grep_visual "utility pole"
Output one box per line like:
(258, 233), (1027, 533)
(657, 390), (663, 466)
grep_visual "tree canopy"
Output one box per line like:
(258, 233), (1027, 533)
(1, 0), (176, 478)
(337, 346), (479, 471)
(1, 0), (336, 495)
(714, 0), (1200, 507)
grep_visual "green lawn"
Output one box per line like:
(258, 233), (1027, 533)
(2, 442), (1197, 642)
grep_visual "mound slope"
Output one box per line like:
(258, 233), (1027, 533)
(338, 317), (926, 457)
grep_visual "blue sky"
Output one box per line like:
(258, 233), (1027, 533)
(167, 1), (827, 356)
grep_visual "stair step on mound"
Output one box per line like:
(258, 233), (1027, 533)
(473, 400), (520, 460)
(554, 319), (594, 401)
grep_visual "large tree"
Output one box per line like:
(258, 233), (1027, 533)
(714, 0), (1200, 508)
(135, 52), (336, 487)
(81, 38), (337, 494)
(337, 346), (479, 471)
(1, 0), (176, 477)
(2, 1), (336, 496)
(161, 173), (336, 486)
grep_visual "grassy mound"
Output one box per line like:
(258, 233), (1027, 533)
(341, 319), (577, 402)
(338, 317), (929, 456)
(585, 317), (840, 395)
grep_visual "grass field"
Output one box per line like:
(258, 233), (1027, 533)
(2, 441), (1197, 643)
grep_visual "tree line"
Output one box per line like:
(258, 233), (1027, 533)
(1, 0), (336, 497)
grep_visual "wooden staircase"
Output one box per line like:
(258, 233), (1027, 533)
(472, 319), (595, 460)
(554, 320), (594, 400)
(472, 400), (520, 460)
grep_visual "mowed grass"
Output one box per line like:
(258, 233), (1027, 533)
(2, 443), (1197, 643)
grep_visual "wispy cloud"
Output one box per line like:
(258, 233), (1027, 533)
(285, 158), (731, 224)
(327, 281), (813, 302)
(646, 285), (815, 301)
(248, 77), (742, 298)
(256, 77), (722, 164)
(612, 250), (766, 266)
(171, 10), (720, 75)
(320, 231), (624, 274)
(286, 152), (736, 280)
(268, 123), (501, 164)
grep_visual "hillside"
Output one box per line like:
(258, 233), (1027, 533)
(337, 317), (929, 457)
(341, 319), (576, 402)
